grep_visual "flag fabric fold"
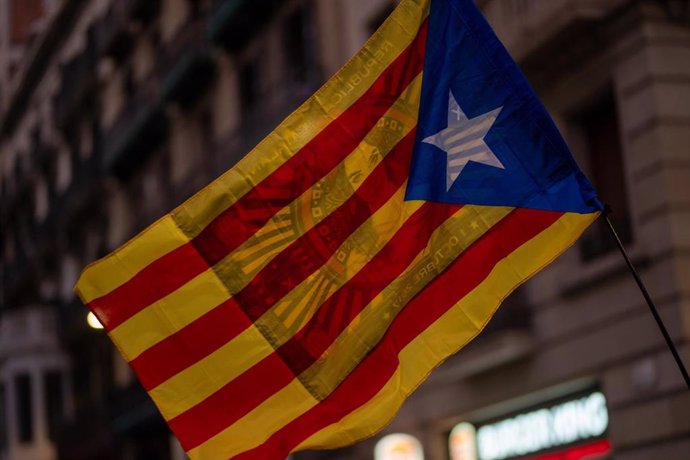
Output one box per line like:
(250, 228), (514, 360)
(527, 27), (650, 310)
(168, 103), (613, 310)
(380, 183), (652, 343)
(76, 0), (602, 458)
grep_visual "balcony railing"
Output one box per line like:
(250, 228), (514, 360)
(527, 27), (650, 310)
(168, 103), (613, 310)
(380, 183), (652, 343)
(157, 15), (207, 71)
(105, 105), (167, 179)
(92, 0), (162, 63)
(101, 86), (167, 180)
(47, 154), (102, 228)
(0, 307), (60, 359)
(93, 8), (133, 63)
(162, 49), (217, 109)
(156, 16), (214, 109)
(126, 0), (162, 25)
(0, 0), (83, 137)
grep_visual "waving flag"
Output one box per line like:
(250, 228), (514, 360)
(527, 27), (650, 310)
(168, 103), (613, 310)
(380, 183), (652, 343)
(76, 0), (602, 458)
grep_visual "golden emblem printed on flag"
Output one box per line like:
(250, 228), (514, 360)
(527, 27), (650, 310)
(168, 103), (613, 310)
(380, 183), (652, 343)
(75, 0), (602, 458)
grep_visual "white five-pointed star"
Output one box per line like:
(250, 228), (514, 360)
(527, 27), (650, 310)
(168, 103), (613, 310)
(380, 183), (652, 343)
(423, 91), (504, 191)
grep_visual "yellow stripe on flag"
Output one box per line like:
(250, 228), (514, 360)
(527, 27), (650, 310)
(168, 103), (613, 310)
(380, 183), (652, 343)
(297, 212), (598, 451)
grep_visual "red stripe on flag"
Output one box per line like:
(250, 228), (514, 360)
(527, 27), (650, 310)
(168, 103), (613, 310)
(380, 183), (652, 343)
(88, 21), (428, 331)
(231, 209), (564, 460)
(132, 130), (416, 391)
(167, 202), (459, 450)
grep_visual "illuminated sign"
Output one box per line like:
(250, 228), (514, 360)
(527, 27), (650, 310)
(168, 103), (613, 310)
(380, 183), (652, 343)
(375, 434), (424, 460)
(450, 391), (609, 460)
(449, 423), (478, 460)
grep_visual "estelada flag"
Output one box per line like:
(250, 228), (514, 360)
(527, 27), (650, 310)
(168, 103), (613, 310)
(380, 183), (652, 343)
(76, 0), (603, 458)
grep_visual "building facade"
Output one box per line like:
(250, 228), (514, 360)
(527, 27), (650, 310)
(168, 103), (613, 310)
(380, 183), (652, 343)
(0, 1), (688, 460)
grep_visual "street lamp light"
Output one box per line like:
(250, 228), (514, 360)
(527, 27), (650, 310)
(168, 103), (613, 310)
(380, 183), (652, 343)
(87, 311), (104, 330)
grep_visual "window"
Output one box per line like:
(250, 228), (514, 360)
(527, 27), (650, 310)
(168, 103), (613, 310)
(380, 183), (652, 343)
(284, 4), (311, 83)
(0, 382), (7, 452)
(188, 0), (211, 19)
(239, 57), (261, 114)
(15, 374), (33, 444)
(44, 371), (64, 442)
(480, 286), (531, 337)
(368, 2), (397, 34)
(571, 92), (632, 261)
(122, 63), (136, 98)
(9, 0), (45, 44)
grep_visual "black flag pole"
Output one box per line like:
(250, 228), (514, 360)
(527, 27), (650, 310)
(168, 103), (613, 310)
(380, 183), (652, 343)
(603, 207), (690, 391)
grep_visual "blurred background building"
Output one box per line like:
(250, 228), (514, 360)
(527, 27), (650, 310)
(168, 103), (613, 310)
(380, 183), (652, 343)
(0, 0), (688, 459)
